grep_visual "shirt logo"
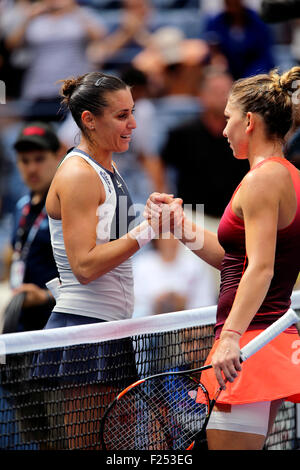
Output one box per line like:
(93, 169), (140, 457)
(100, 170), (112, 193)
(116, 178), (125, 193)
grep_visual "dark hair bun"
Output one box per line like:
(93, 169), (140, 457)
(59, 77), (79, 103)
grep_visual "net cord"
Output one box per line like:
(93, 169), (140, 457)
(0, 305), (217, 355)
(0, 290), (299, 356)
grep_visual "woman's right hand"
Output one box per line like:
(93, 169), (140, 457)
(143, 192), (184, 236)
(211, 332), (242, 390)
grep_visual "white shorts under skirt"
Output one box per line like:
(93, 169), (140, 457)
(207, 401), (273, 436)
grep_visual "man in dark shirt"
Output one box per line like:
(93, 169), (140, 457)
(161, 67), (249, 220)
(9, 122), (62, 331)
(202, 0), (274, 80)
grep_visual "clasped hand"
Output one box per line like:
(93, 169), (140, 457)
(143, 192), (184, 235)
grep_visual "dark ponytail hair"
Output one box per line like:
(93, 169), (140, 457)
(59, 72), (128, 135)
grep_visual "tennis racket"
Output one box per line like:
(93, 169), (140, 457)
(100, 308), (299, 451)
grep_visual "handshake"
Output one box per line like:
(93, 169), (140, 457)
(129, 192), (204, 251)
(143, 192), (185, 238)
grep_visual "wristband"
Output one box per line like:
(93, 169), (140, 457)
(222, 329), (242, 336)
(129, 221), (156, 248)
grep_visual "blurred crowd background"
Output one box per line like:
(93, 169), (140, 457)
(0, 0), (300, 321)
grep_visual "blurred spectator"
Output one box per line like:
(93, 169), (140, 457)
(4, 0), (106, 120)
(260, 0), (300, 171)
(260, 1), (300, 68)
(0, 136), (12, 280)
(160, 66), (249, 223)
(0, 113), (28, 285)
(133, 26), (210, 155)
(0, 114), (28, 213)
(202, 0), (275, 79)
(6, 122), (63, 332)
(133, 236), (216, 317)
(0, 0), (35, 99)
(291, 19), (300, 64)
(0, 1), (23, 99)
(0, 137), (10, 218)
(87, 0), (153, 72)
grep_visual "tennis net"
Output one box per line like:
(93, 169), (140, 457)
(0, 292), (299, 450)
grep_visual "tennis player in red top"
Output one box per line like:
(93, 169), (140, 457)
(145, 66), (300, 450)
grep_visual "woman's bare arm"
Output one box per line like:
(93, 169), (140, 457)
(54, 161), (145, 284)
(145, 193), (225, 270)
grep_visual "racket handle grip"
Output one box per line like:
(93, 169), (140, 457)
(240, 308), (299, 362)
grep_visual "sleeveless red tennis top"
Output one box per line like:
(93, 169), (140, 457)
(215, 157), (300, 338)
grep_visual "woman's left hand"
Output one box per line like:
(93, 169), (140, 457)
(143, 192), (184, 235)
(211, 332), (242, 390)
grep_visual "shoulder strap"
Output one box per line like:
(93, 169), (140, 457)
(61, 150), (115, 201)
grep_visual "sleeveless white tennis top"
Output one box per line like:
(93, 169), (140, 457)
(48, 149), (135, 321)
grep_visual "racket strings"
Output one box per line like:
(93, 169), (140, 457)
(102, 374), (209, 450)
